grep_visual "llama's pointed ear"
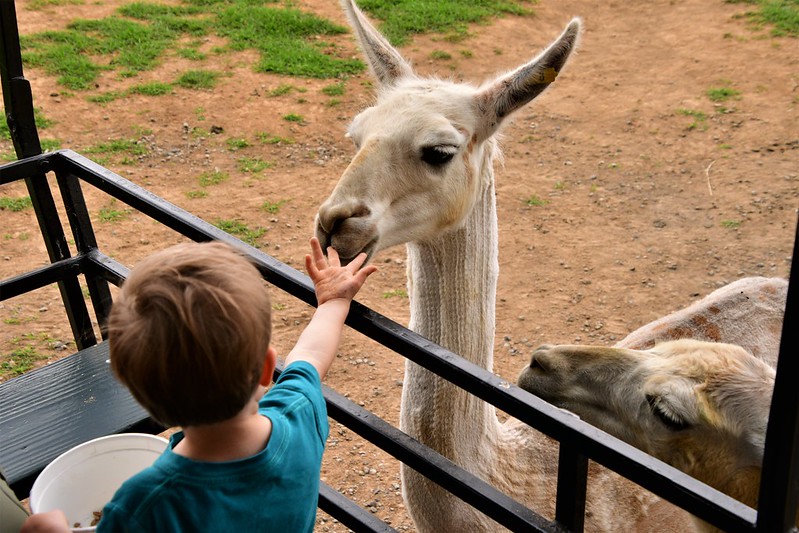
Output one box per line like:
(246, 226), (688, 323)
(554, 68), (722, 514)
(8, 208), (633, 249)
(474, 18), (581, 140)
(341, 0), (413, 87)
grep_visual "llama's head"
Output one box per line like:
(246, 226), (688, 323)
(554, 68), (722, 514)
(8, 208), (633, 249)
(315, 0), (580, 263)
(517, 339), (775, 505)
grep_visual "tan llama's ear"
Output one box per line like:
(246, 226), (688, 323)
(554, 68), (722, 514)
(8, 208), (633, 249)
(340, 0), (414, 87)
(474, 18), (581, 141)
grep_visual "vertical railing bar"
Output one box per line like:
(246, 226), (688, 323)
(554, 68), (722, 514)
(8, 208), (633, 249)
(0, 0), (40, 159)
(54, 167), (115, 337)
(757, 218), (799, 532)
(555, 442), (588, 532)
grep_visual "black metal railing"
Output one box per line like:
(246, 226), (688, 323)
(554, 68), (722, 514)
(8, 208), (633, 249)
(5, 143), (799, 533)
(2, 0), (798, 530)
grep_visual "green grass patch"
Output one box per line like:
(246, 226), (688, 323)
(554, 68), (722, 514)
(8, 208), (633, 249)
(282, 113), (304, 123)
(430, 50), (452, 60)
(98, 201), (131, 222)
(677, 108), (707, 120)
(525, 194), (548, 207)
(356, 0), (532, 45)
(0, 196), (33, 211)
(267, 83), (298, 97)
(382, 288), (408, 298)
(214, 219), (265, 246)
(198, 169), (228, 187)
(21, 2), (361, 88)
(727, 0), (799, 36)
(22, 13), (187, 89)
(87, 91), (123, 104)
(706, 86), (741, 102)
(257, 132), (295, 144)
(186, 189), (208, 199)
(20, 30), (102, 90)
(84, 83), (167, 104)
(84, 138), (147, 156)
(215, 4), (362, 78)
(677, 108), (708, 130)
(721, 219), (742, 228)
(261, 199), (287, 214)
(177, 69), (221, 89)
(322, 82), (346, 96)
(226, 138), (250, 150)
(238, 157), (271, 173)
(10, 136), (60, 154)
(178, 47), (207, 60)
(2, 308), (30, 326)
(129, 82), (173, 96)
(1, 346), (46, 376)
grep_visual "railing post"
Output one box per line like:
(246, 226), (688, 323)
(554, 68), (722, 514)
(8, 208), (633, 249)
(757, 218), (799, 532)
(0, 0), (96, 348)
(555, 441), (588, 532)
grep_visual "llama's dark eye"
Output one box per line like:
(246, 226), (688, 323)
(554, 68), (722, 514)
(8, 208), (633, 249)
(646, 394), (690, 431)
(421, 145), (456, 166)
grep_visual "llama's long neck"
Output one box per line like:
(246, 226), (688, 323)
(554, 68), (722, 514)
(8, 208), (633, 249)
(400, 168), (500, 463)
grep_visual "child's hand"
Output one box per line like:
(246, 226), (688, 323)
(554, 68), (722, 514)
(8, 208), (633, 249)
(305, 237), (377, 305)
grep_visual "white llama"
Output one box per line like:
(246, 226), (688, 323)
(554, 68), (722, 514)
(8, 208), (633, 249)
(517, 338), (793, 532)
(316, 1), (702, 531)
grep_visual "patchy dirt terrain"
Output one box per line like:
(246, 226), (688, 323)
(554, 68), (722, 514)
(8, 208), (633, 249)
(1, 0), (797, 530)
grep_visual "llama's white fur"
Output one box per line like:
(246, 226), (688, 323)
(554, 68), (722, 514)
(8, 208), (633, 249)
(316, 2), (707, 530)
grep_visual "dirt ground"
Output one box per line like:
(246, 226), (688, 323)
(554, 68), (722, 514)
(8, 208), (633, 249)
(1, 0), (797, 530)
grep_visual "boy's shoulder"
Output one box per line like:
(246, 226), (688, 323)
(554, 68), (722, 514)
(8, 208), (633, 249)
(271, 360), (322, 393)
(260, 361), (328, 444)
(281, 360), (320, 379)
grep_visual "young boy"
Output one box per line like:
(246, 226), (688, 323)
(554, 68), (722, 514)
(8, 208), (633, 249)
(21, 237), (376, 532)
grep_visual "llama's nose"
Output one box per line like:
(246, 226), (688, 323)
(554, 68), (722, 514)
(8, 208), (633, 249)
(315, 202), (373, 261)
(317, 203), (370, 241)
(529, 345), (553, 370)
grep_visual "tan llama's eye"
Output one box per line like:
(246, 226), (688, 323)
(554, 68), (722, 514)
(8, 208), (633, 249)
(646, 394), (690, 431)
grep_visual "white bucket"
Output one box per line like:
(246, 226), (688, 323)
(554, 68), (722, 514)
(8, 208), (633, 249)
(29, 433), (168, 532)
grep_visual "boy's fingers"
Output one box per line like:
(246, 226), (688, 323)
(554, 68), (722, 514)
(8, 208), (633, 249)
(326, 246), (341, 267)
(347, 251), (369, 271)
(310, 238), (327, 268)
(305, 254), (318, 278)
(359, 265), (378, 281)
(353, 264), (378, 285)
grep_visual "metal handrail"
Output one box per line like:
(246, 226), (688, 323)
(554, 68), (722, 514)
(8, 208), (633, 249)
(3, 150), (789, 531)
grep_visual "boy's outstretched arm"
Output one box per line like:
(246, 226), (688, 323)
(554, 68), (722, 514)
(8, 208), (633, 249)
(284, 238), (377, 380)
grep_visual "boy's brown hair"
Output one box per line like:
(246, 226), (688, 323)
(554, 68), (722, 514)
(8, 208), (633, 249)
(107, 241), (272, 427)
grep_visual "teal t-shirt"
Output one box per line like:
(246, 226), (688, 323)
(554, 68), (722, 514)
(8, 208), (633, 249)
(98, 361), (328, 533)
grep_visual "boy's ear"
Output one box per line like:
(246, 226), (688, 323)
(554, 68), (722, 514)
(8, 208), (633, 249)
(259, 346), (278, 386)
